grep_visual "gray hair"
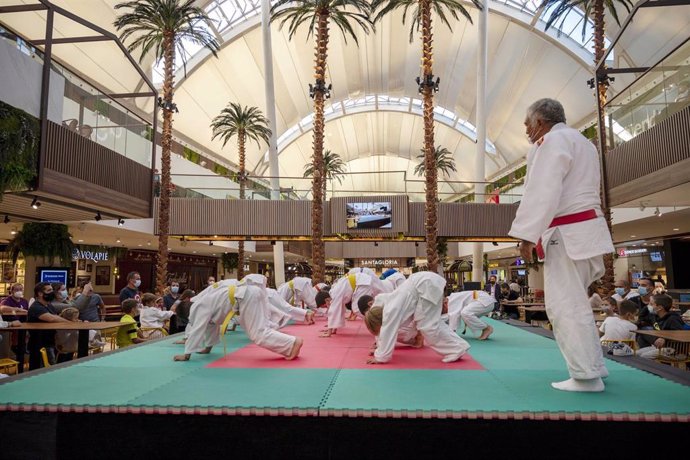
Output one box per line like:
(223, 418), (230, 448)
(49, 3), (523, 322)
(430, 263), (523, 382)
(527, 98), (566, 125)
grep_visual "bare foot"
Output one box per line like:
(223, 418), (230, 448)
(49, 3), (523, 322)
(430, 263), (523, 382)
(197, 347), (213, 354)
(411, 332), (424, 348)
(173, 354), (191, 361)
(346, 312), (357, 321)
(173, 339), (186, 344)
(478, 325), (494, 341)
(286, 337), (303, 360)
(319, 328), (334, 338)
(305, 310), (315, 325)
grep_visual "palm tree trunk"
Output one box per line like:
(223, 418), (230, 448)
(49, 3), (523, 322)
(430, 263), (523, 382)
(156, 31), (175, 295)
(421, 0), (439, 273)
(238, 131), (246, 280)
(310, 11), (329, 284)
(593, 0), (614, 293)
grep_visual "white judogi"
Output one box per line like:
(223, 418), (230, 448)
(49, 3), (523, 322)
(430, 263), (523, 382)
(183, 279), (239, 354)
(327, 272), (389, 330)
(384, 272), (406, 291)
(446, 290), (495, 333)
(509, 122), (614, 380)
(373, 272), (470, 363)
(140, 306), (175, 328)
(277, 277), (317, 309)
(267, 288), (308, 325)
(237, 283), (295, 357)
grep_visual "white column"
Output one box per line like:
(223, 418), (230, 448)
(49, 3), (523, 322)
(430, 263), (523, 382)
(262, 0), (285, 286)
(472, 4), (489, 285)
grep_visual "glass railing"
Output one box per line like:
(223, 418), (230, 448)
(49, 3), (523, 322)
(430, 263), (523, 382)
(605, 38), (690, 148)
(0, 25), (154, 168)
(160, 173), (523, 203)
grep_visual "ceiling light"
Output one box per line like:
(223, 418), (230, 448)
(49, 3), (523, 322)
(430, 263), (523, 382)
(147, 240), (151, 246)
(30, 197), (40, 209)
(654, 207), (662, 217)
(116, 238), (121, 243)
(10, 227), (18, 235)
(117, 218), (125, 226)
(673, 228), (680, 231)
(630, 235), (636, 238)
(95, 211), (102, 221)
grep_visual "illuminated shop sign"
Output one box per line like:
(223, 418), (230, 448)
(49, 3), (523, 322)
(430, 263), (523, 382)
(73, 248), (109, 263)
(617, 248), (648, 257)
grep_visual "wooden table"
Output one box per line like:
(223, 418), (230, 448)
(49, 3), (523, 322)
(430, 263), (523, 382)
(635, 330), (690, 369)
(0, 321), (127, 373)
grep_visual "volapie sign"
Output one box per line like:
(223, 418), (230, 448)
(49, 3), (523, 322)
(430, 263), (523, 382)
(73, 248), (109, 263)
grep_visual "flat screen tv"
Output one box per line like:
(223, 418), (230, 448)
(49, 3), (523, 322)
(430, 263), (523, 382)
(40, 269), (68, 285)
(650, 251), (662, 262)
(346, 201), (392, 229)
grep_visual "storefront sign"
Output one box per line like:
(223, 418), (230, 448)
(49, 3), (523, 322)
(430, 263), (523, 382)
(73, 248), (109, 264)
(488, 263), (499, 268)
(359, 259), (402, 267)
(617, 248), (648, 257)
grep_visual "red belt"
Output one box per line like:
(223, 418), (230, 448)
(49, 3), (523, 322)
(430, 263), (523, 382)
(535, 209), (598, 259)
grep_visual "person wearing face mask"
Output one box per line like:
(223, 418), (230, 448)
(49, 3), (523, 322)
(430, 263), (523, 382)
(484, 275), (500, 308)
(1, 283), (29, 321)
(164, 281), (181, 333)
(636, 294), (685, 358)
(508, 98), (614, 393)
(611, 279), (639, 303)
(27, 282), (71, 369)
(119, 271), (142, 304)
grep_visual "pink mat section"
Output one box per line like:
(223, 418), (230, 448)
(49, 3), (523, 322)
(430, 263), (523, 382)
(207, 315), (484, 370)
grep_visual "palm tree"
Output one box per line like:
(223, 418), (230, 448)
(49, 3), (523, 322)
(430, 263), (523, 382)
(372, 0), (480, 273)
(540, 0), (634, 292)
(303, 149), (347, 199)
(211, 103), (272, 280)
(115, 0), (219, 294)
(271, 0), (373, 284)
(413, 145), (457, 178)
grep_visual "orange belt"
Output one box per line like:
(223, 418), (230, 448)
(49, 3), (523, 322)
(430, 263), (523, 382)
(535, 209), (597, 259)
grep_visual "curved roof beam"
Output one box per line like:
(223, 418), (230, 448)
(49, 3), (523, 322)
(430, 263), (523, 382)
(251, 95), (506, 175)
(159, 0), (598, 87)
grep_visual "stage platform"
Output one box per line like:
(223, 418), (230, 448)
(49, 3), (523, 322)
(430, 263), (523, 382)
(1, 317), (689, 458)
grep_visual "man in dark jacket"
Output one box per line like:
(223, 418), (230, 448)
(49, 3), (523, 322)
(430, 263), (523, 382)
(637, 294), (685, 358)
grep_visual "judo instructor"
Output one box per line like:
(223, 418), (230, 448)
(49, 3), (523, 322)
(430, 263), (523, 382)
(509, 98), (614, 392)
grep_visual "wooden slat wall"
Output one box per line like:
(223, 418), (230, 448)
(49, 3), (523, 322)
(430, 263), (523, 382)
(43, 121), (151, 201)
(160, 198), (519, 239)
(606, 106), (690, 204)
(330, 195), (409, 236)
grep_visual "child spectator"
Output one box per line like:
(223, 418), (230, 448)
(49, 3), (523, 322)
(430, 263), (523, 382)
(599, 300), (638, 342)
(140, 293), (175, 339)
(117, 299), (148, 348)
(172, 289), (195, 334)
(55, 307), (81, 363)
(637, 294), (685, 359)
(601, 297), (619, 317)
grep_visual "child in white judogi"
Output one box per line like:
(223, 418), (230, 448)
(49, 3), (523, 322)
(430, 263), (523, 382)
(446, 290), (496, 340)
(174, 275), (302, 361)
(382, 271), (406, 291)
(277, 277), (318, 310)
(321, 270), (392, 337)
(364, 272), (470, 364)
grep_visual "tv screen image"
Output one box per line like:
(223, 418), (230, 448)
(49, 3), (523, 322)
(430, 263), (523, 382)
(650, 251), (663, 262)
(41, 269), (68, 285)
(346, 202), (392, 229)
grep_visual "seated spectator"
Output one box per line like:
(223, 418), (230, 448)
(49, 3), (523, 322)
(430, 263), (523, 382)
(55, 308), (80, 363)
(117, 299), (148, 348)
(74, 282), (106, 322)
(588, 283), (604, 310)
(635, 277), (656, 328)
(612, 279), (640, 303)
(140, 293), (175, 339)
(28, 282), (71, 369)
(601, 296), (619, 317)
(509, 278), (521, 294)
(0, 283), (29, 321)
(637, 294), (685, 359)
(599, 300), (638, 342)
(171, 290), (195, 335)
(499, 283), (521, 319)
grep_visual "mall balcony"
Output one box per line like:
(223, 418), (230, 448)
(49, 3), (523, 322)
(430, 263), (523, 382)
(0, 6), (156, 223)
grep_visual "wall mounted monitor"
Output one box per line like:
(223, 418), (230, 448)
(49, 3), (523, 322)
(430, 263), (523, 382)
(346, 201), (392, 230)
(40, 269), (68, 285)
(649, 251), (663, 262)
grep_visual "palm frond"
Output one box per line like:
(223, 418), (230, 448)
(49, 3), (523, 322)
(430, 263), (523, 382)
(538, 0), (634, 39)
(413, 145), (457, 178)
